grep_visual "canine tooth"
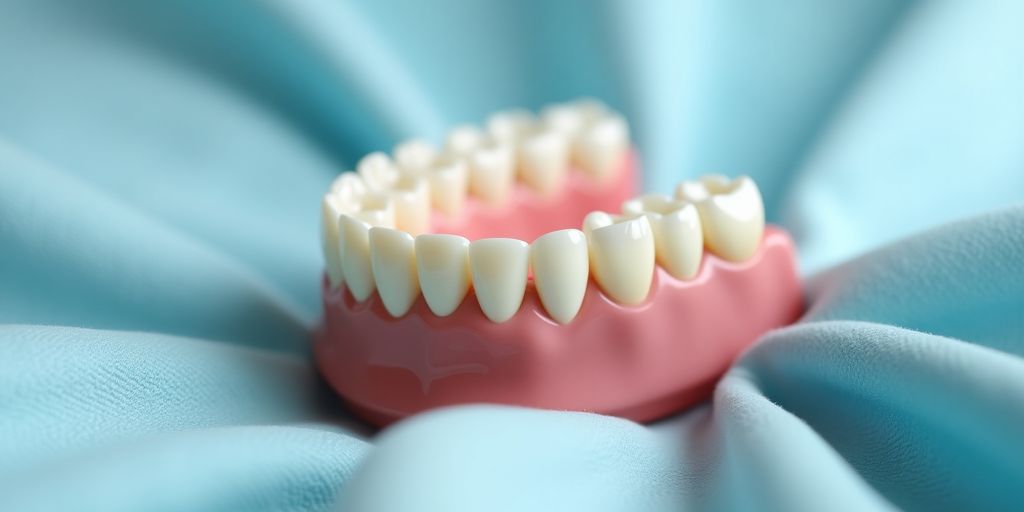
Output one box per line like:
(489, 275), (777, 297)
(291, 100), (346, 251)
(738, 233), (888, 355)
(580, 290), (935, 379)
(487, 109), (535, 145)
(621, 194), (703, 279)
(389, 175), (431, 236)
(357, 152), (400, 191)
(340, 195), (395, 302)
(394, 139), (437, 175)
(588, 215), (655, 305)
(519, 128), (570, 196)
(369, 227), (420, 317)
(469, 238), (529, 323)
(689, 176), (764, 262)
(468, 142), (516, 206)
(415, 234), (471, 316)
(445, 125), (485, 158)
(578, 115), (629, 181)
(321, 194), (347, 289)
(427, 157), (469, 217)
(530, 229), (589, 324)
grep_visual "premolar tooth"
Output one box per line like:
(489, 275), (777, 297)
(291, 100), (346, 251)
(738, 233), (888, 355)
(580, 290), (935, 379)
(389, 175), (431, 236)
(329, 172), (367, 206)
(415, 234), (471, 316)
(530, 229), (589, 324)
(469, 238), (529, 323)
(357, 152), (400, 191)
(578, 115), (629, 181)
(321, 193), (347, 289)
(445, 125), (484, 158)
(394, 139), (437, 175)
(519, 128), (570, 196)
(369, 227), (420, 317)
(587, 215), (655, 305)
(541, 103), (586, 139)
(468, 142), (515, 206)
(582, 210), (617, 236)
(340, 194), (395, 301)
(623, 194), (704, 280)
(674, 174), (729, 203)
(486, 109), (535, 145)
(676, 176), (764, 262)
(427, 156), (469, 217)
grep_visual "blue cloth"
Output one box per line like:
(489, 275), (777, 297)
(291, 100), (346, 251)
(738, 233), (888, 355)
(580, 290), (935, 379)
(1, 1), (1022, 510)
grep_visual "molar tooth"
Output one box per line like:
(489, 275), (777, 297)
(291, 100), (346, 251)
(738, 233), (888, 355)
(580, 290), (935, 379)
(389, 175), (431, 236)
(427, 156), (469, 217)
(445, 125), (485, 158)
(321, 193), (347, 289)
(468, 142), (516, 206)
(369, 227), (420, 317)
(578, 115), (629, 181)
(486, 109), (535, 145)
(340, 194), (396, 302)
(676, 176), (764, 262)
(519, 128), (570, 196)
(469, 238), (529, 323)
(587, 215), (655, 305)
(415, 234), (471, 316)
(357, 152), (400, 192)
(530, 229), (589, 324)
(394, 139), (437, 175)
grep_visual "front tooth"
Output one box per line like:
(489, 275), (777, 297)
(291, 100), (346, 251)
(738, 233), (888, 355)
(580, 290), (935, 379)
(357, 152), (400, 192)
(578, 115), (629, 181)
(530, 229), (589, 324)
(369, 227), (420, 317)
(469, 238), (529, 323)
(394, 139), (437, 175)
(427, 157), (469, 217)
(486, 109), (535, 145)
(677, 176), (764, 262)
(389, 175), (431, 236)
(587, 215), (655, 305)
(621, 194), (704, 280)
(519, 129), (570, 196)
(415, 234), (471, 316)
(340, 195), (396, 301)
(321, 194), (347, 289)
(445, 125), (484, 158)
(468, 142), (516, 206)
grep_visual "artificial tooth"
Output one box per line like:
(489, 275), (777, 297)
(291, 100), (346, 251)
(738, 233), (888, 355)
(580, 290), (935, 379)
(389, 174), (431, 236)
(578, 115), (629, 181)
(622, 194), (704, 280)
(321, 193), (347, 289)
(340, 195), (396, 302)
(587, 215), (655, 305)
(394, 139), (438, 175)
(582, 210), (617, 236)
(572, 98), (609, 122)
(445, 125), (485, 158)
(541, 103), (586, 139)
(675, 176), (764, 262)
(468, 142), (516, 206)
(369, 227), (420, 317)
(328, 172), (367, 207)
(486, 109), (535, 145)
(357, 152), (400, 191)
(427, 156), (469, 217)
(519, 128), (570, 196)
(415, 234), (472, 316)
(469, 238), (529, 323)
(530, 229), (589, 324)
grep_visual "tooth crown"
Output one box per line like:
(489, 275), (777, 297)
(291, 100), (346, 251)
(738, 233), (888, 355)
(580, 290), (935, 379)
(320, 101), (767, 323)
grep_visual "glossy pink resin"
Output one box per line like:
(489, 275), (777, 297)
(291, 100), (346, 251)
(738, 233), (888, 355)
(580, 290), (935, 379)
(315, 229), (804, 427)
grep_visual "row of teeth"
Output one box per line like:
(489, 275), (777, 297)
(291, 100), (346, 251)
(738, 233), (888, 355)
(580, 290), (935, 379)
(330, 99), (631, 238)
(322, 172), (765, 325)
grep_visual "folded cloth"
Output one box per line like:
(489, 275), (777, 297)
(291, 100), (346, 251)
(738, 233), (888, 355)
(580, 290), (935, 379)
(1, 1), (1022, 511)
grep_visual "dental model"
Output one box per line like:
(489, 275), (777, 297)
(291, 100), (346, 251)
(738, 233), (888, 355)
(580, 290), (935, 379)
(316, 100), (802, 426)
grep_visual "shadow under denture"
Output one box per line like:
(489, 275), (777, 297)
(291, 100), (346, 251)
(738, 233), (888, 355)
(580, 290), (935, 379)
(316, 228), (803, 427)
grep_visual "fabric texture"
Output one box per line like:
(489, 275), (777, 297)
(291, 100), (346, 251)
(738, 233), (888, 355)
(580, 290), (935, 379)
(1, 1), (1022, 510)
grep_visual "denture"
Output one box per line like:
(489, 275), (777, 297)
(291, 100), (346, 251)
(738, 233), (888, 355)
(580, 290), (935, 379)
(315, 100), (803, 426)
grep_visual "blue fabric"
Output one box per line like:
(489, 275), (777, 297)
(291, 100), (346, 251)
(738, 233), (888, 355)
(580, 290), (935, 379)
(1, 1), (1022, 510)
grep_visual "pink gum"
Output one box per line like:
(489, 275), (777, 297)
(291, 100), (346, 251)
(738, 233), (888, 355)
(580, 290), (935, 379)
(315, 229), (803, 427)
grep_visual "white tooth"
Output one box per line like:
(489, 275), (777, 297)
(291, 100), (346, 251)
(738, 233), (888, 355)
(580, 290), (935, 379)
(340, 194), (395, 301)
(578, 115), (629, 181)
(530, 229), (589, 324)
(486, 109), (535, 145)
(415, 234), (471, 316)
(369, 227), (420, 317)
(445, 125), (485, 158)
(329, 172), (367, 206)
(468, 142), (516, 206)
(572, 98), (609, 122)
(674, 174), (730, 203)
(427, 157), (469, 217)
(519, 128), (570, 196)
(587, 215), (655, 305)
(621, 194), (703, 280)
(687, 176), (764, 262)
(357, 152), (400, 191)
(320, 194), (347, 289)
(582, 210), (617, 236)
(541, 103), (586, 139)
(389, 175), (431, 236)
(394, 139), (437, 175)
(469, 238), (529, 323)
